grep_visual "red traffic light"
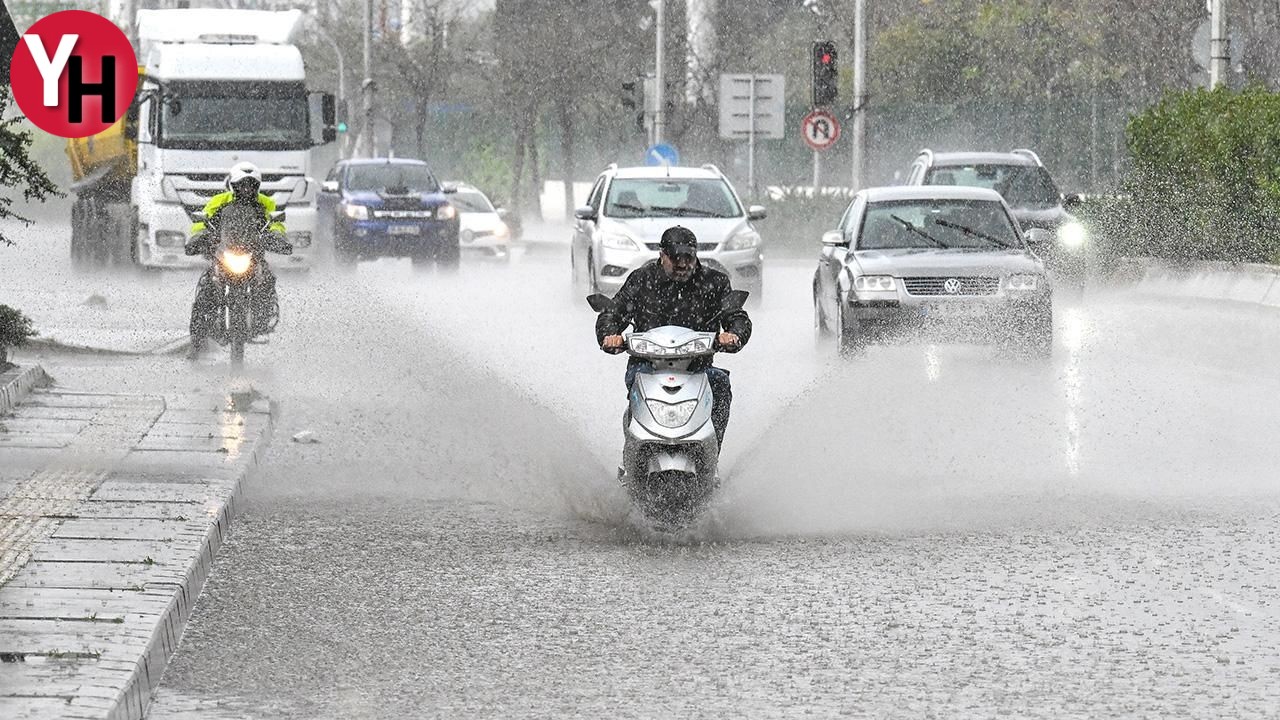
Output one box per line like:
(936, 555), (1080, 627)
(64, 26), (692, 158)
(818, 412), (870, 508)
(821, 53), (831, 64)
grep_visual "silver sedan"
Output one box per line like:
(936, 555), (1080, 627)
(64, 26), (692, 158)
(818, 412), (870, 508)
(813, 186), (1053, 356)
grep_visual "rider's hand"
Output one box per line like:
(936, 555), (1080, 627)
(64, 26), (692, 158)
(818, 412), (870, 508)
(717, 332), (741, 350)
(602, 334), (626, 354)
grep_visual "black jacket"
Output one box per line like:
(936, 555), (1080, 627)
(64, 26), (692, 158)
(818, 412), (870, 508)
(595, 260), (752, 367)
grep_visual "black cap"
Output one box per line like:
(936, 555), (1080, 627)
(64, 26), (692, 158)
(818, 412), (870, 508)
(659, 225), (697, 256)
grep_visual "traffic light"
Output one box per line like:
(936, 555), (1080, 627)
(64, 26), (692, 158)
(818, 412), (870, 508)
(336, 98), (349, 133)
(812, 40), (838, 107)
(621, 80), (639, 110)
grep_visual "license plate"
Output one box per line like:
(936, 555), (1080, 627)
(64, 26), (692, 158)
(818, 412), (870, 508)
(921, 303), (984, 318)
(387, 224), (420, 235)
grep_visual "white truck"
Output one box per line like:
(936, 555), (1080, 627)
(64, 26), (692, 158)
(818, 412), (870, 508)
(67, 8), (336, 268)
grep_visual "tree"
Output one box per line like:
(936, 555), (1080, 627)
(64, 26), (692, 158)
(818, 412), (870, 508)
(0, 90), (60, 247)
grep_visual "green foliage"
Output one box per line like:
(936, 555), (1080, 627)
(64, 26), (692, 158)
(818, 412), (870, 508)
(0, 90), (62, 246)
(0, 304), (37, 363)
(1120, 85), (1280, 262)
(458, 143), (514, 207)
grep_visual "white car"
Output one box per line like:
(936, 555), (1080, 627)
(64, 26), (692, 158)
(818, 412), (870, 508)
(450, 183), (512, 259)
(570, 164), (766, 300)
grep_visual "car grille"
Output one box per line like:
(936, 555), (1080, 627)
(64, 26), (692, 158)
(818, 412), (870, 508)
(903, 276), (999, 296)
(643, 242), (719, 252)
(374, 209), (433, 219)
(379, 196), (429, 211)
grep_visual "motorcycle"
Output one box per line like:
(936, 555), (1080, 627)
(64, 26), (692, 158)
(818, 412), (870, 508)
(587, 289), (748, 531)
(186, 204), (291, 365)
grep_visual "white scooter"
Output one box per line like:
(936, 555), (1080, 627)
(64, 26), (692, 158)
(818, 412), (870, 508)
(588, 290), (748, 530)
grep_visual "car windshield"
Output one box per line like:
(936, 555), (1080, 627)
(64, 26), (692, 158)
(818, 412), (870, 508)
(346, 165), (440, 193)
(450, 191), (494, 213)
(858, 199), (1022, 251)
(924, 163), (1061, 209)
(158, 81), (310, 151)
(604, 178), (742, 219)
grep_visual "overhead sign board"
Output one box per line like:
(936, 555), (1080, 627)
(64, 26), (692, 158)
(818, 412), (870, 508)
(718, 73), (785, 140)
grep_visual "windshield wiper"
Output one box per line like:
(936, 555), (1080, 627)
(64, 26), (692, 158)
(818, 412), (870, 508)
(651, 205), (722, 218)
(889, 214), (950, 249)
(610, 203), (648, 214)
(934, 219), (1015, 249)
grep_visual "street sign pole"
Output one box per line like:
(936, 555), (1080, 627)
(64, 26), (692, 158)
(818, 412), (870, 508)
(813, 150), (820, 188)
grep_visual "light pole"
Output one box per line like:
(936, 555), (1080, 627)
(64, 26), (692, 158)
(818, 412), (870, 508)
(653, 0), (665, 145)
(1209, 0), (1228, 88)
(850, 0), (866, 190)
(362, 0), (376, 157)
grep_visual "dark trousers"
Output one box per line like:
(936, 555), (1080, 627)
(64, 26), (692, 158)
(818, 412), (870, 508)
(190, 261), (278, 339)
(625, 362), (732, 448)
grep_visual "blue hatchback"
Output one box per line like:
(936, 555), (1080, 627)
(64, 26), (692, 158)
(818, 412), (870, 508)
(318, 158), (461, 269)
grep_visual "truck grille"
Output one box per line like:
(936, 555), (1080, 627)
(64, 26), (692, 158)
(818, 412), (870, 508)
(903, 276), (999, 296)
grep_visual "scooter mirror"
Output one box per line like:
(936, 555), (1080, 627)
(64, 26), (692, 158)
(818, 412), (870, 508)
(722, 290), (749, 312)
(586, 294), (617, 313)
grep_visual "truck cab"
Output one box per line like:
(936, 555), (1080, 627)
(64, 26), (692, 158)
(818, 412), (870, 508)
(129, 9), (334, 269)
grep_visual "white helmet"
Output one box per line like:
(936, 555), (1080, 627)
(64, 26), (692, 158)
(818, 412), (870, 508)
(227, 162), (262, 192)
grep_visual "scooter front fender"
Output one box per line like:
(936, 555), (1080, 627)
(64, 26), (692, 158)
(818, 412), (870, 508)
(647, 451), (698, 476)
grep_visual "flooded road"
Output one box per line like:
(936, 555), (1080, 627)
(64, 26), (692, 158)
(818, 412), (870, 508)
(5, 226), (1279, 718)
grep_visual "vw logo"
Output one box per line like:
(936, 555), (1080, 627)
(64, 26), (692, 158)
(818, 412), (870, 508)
(943, 278), (962, 294)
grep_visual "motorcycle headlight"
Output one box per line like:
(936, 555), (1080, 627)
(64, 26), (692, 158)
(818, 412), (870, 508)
(854, 275), (897, 293)
(725, 229), (761, 251)
(1058, 221), (1086, 249)
(629, 337), (662, 355)
(601, 232), (641, 251)
(1006, 274), (1041, 291)
(646, 399), (699, 428)
(343, 203), (369, 220)
(219, 250), (253, 276)
(437, 204), (457, 220)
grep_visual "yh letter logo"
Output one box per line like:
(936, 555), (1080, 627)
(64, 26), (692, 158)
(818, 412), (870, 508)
(9, 11), (138, 138)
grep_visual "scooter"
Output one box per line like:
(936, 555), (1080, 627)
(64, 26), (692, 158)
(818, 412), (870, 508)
(588, 290), (748, 531)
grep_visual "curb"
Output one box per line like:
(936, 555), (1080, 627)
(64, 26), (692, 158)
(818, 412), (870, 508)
(0, 364), (52, 415)
(23, 336), (191, 358)
(108, 398), (277, 720)
(1121, 257), (1280, 309)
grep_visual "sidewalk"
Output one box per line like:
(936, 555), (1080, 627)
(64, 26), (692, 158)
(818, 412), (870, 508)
(0, 364), (274, 719)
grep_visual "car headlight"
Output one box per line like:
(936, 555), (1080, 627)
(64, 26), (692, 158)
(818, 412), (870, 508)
(601, 232), (641, 251)
(343, 203), (369, 220)
(437, 204), (457, 220)
(646, 399), (699, 428)
(1006, 274), (1041, 291)
(219, 249), (253, 276)
(1058, 221), (1086, 249)
(494, 222), (510, 240)
(854, 275), (897, 293)
(725, 229), (761, 251)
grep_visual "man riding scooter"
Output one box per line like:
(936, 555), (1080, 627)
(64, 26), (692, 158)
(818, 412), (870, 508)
(185, 162), (292, 359)
(596, 225), (752, 449)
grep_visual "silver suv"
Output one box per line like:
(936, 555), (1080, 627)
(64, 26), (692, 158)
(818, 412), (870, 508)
(906, 149), (1086, 279)
(570, 164), (766, 299)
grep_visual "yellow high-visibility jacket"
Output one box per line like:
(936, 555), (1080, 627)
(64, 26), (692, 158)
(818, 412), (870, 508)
(189, 191), (286, 236)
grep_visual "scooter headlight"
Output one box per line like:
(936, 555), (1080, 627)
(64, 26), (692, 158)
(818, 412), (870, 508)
(646, 399), (699, 428)
(220, 250), (253, 276)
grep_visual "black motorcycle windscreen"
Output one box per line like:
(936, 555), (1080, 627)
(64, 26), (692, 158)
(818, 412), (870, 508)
(217, 203), (267, 248)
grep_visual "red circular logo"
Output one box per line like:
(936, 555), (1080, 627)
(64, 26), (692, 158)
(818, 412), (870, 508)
(9, 11), (138, 139)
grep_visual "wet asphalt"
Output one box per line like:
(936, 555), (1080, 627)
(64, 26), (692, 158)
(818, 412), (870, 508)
(4, 225), (1280, 718)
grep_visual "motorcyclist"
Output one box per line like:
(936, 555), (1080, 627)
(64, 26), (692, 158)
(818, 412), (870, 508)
(596, 225), (752, 449)
(185, 162), (291, 358)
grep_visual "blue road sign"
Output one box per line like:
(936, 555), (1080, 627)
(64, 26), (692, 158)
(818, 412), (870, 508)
(645, 143), (679, 167)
